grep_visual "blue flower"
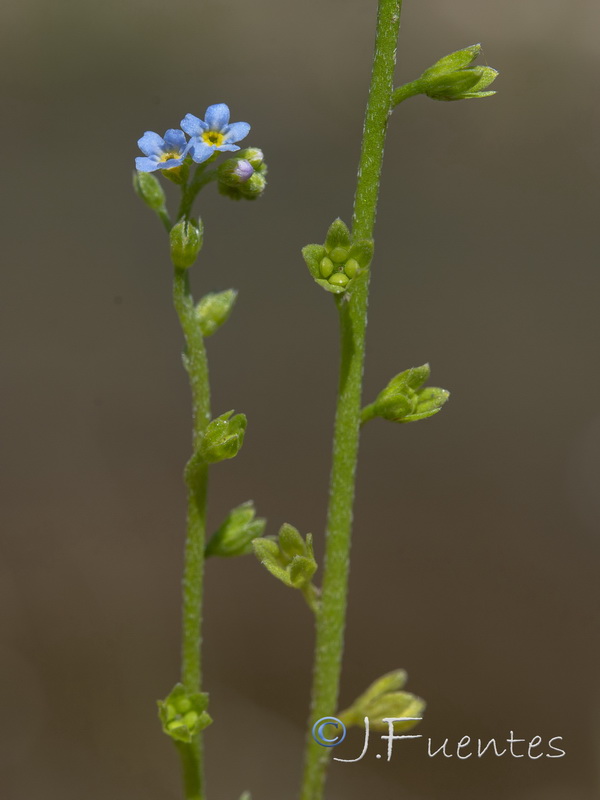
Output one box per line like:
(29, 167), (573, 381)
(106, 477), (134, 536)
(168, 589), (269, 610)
(135, 129), (189, 172)
(181, 104), (250, 164)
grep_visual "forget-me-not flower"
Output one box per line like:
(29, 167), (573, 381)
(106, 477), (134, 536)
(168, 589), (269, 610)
(136, 129), (189, 172)
(181, 104), (250, 164)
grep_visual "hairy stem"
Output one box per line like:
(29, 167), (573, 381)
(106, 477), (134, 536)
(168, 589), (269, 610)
(172, 267), (211, 800)
(299, 3), (403, 799)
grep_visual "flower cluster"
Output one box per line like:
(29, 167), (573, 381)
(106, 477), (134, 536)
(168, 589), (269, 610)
(135, 103), (250, 173)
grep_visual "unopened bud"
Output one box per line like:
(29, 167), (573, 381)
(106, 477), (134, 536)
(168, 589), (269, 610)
(133, 171), (166, 212)
(170, 218), (203, 269)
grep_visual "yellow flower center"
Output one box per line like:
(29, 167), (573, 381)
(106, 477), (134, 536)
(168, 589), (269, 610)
(159, 151), (181, 167)
(202, 130), (225, 147)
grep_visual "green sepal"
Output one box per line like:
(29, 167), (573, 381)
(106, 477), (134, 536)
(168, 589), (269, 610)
(133, 171), (166, 212)
(302, 245), (327, 279)
(424, 70), (481, 100)
(338, 670), (425, 733)
(325, 218), (351, 251)
(348, 240), (374, 269)
(196, 289), (238, 337)
(253, 537), (291, 586)
(289, 554), (317, 588)
(374, 392), (413, 420)
(238, 793), (252, 800)
(157, 684), (212, 743)
(205, 501), (266, 558)
(401, 387), (450, 422)
(161, 159), (190, 186)
(421, 44), (481, 80)
(199, 410), (247, 463)
(314, 278), (347, 295)
(386, 364), (431, 393)
(253, 526), (318, 592)
(278, 523), (306, 560)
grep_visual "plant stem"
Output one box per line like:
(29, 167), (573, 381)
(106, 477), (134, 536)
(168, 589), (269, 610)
(172, 267), (212, 800)
(299, 3), (403, 799)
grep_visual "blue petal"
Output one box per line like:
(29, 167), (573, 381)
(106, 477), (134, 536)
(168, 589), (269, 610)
(216, 144), (240, 152)
(190, 142), (215, 163)
(135, 156), (160, 172)
(204, 103), (230, 131)
(137, 131), (165, 157)
(164, 129), (187, 152)
(223, 121), (250, 144)
(181, 114), (207, 137)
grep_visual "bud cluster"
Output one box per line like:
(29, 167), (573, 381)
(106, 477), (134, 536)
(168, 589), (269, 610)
(218, 148), (268, 201)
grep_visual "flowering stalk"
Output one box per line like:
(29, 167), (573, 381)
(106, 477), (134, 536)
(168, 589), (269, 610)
(134, 103), (268, 800)
(173, 265), (211, 800)
(300, 2), (403, 798)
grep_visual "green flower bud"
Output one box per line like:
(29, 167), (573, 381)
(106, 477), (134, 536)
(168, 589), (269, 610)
(199, 410), (247, 463)
(364, 364), (449, 424)
(170, 218), (204, 269)
(218, 158), (255, 188)
(338, 670), (425, 733)
(237, 147), (264, 169)
(240, 172), (267, 199)
(157, 684), (212, 743)
(133, 171), (166, 212)
(419, 44), (498, 101)
(196, 289), (237, 337)
(205, 501), (266, 558)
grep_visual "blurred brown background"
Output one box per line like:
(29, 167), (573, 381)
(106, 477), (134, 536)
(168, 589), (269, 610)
(1, 0), (599, 798)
